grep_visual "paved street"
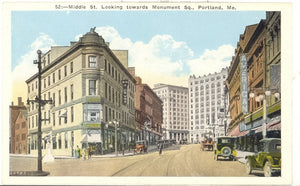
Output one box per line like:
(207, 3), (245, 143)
(10, 144), (258, 177)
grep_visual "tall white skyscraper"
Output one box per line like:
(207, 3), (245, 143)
(153, 84), (189, 143)
(188, 68), (229, 143)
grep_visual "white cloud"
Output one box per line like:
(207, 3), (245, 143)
(187, 45), (235, 76)
(75, 27), (233, 87)
(12, 33), (55, 103)
(82, 27), (194, 88)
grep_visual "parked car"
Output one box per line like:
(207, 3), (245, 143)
(214, 136), (237, 161)
(245, 138), (281, 177)
(134, 140), (148, 154)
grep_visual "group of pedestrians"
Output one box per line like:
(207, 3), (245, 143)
(75, 145), (93, 160)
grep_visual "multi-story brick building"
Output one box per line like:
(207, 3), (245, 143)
(189, 68), (229, 143)
(227, 12), (281, 152)
(129, 67), (163, 145)
(153, 84), (189, 143)
(10, 97), (28, 154)
(26, 29), (136, 156)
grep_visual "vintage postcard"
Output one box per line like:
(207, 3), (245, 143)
(1, 0), (295, 185)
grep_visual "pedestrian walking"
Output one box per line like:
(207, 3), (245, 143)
(76, 145), (81, 159)
(82, 148), (88, 160)
(159, 143), (163, 155)
(88, 147), (92, 159)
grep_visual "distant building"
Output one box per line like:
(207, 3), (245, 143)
(188, 68), (229, 143)
(26, 29), (136, 156)
(10, 97), (28, 154)
(153, 84), (189, 143)
(129, 67), (163, 144)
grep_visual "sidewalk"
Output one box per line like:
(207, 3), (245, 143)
(10, 144), (179, 160)
(235, 150), (256, 164)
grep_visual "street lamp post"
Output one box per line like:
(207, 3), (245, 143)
(249, 89), (280, 139)
(27, 50), (52, 173)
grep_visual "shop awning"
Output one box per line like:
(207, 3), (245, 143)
(255, 121), (281, 133)
(228, 126), (249, 137)
(81, 134), (101, 143)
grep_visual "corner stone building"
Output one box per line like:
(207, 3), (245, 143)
(26, 30), (136, 156)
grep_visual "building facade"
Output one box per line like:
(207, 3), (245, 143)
(227, 12), (281, 152)
(188, 68), (229, 143)
(153, 84), (189, 143)
(130, 68), (163, 145)
(10, 97), (28, 154)
(26, 29), (136, 156)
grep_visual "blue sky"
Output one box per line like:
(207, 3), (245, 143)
(11, 10), (265, 103)
(11, 11), (265, 70)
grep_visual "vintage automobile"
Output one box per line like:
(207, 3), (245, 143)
(214, 136), (237, 161)
(245, 138), (281, 177)
(134, 140), (148, 154)
(201, 137), (214, 151)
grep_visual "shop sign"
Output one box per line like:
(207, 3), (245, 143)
(270, 64), (281, 91)
(240, 54), (248, 113)
(83, 124), (101, 128)
(122, 79), (128, 105)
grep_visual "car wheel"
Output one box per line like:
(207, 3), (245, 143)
(264, 161), (272, 177)
(222, 147), (232, 157)
(246, 160), (252, 174)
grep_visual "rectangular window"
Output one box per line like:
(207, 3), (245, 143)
(44, 79), (46, 88)
(84, 104), (101, 122)
(89, 80), (96, 95)
(70, 84), (74, 101)
(59, 111), (61, 125)
(22, 134), (26, 140)
(53, 112), (55, 126)
(58, 135), (61, 149)
(48, 110), (50, 124)
(52, 93), (55, 106)
(105, 83), (107, 99)
(104, 59), (107, 71)
(52, 135), (57, 149)
(70, 62), (73, 73)
(64, 65), (67, 77)
(59, 90), (61, 105)
(89, 56), (97, 68)
(32, 116), (34, 128)
(64, 110), (68, 124)
(53, 73), (55, 83)
(71, 106), (74, 122)
(65, 132), (68, 149)
(58, 69), (61, 80)
(47, 54), (50, 64)
(48, 76), (50, 86)
(64, 87), (67, 103)
(28, 118), (31, 129)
